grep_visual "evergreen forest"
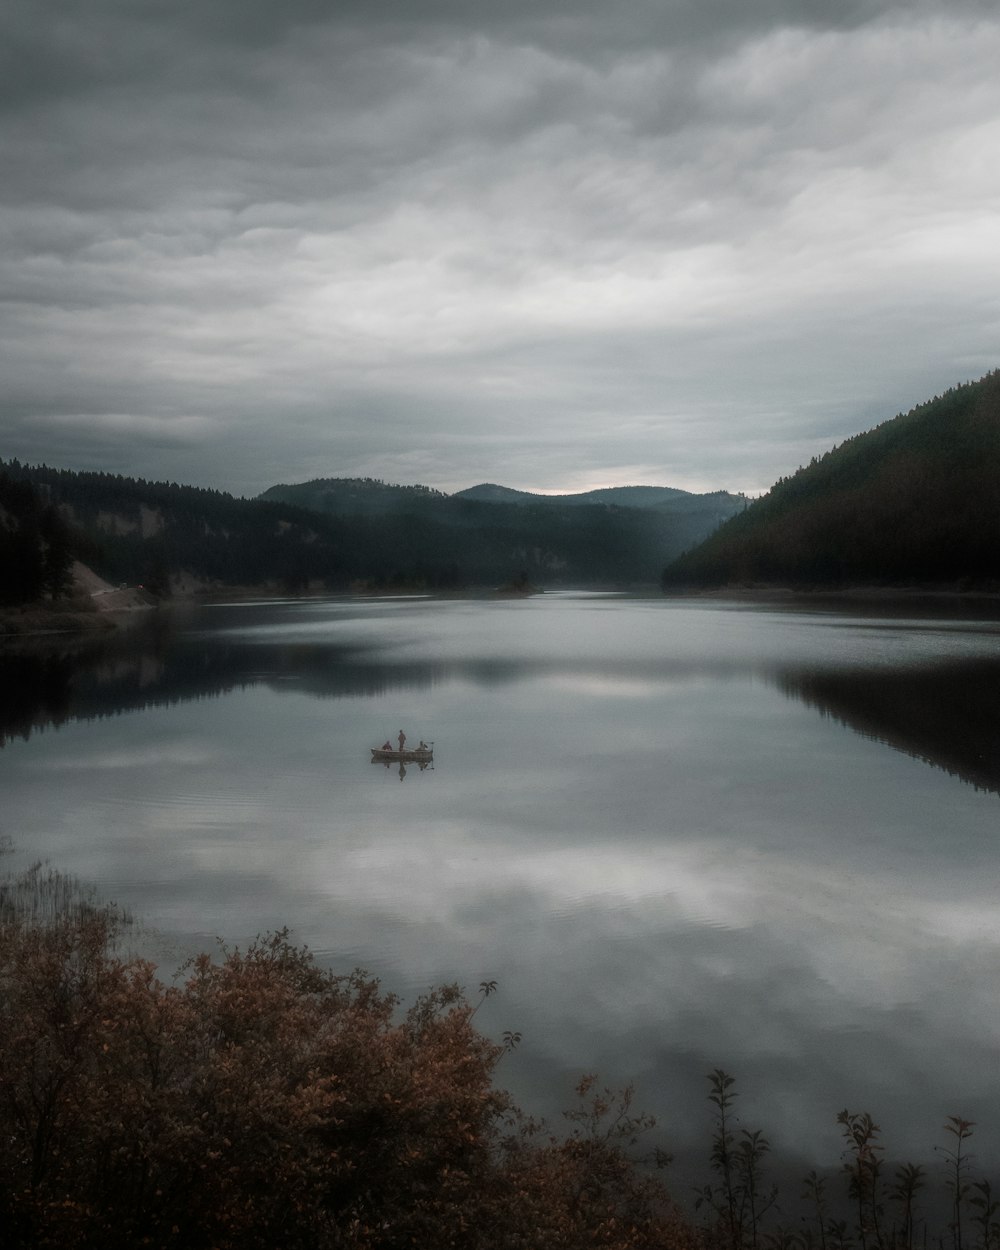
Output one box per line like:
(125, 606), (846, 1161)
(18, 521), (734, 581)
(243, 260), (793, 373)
(662, 372), (1000, 590)
(0, 463), (741, 599)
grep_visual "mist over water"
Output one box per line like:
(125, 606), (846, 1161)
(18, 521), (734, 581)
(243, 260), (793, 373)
(3, 592), (999, 1200)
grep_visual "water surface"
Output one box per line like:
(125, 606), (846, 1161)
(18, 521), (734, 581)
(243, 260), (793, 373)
(2, 592), (999, 1196)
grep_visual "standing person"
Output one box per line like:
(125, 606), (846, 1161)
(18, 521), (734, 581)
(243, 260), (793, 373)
(398, 729), (406, 753)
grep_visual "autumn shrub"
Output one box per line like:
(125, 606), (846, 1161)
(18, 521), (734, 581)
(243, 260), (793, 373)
(0, 893), (694, 1250)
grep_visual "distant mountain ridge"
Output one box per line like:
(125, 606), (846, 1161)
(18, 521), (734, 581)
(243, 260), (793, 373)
(258, 478), (732, 512)
(662, 370), (1000, 590)
(450, 483), (694, 508)
(257, 477), (746, 586)
(0, 463), (743, 596)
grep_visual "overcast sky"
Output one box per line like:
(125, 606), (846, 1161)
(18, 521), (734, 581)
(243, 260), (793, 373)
(2, 0), (998, 498)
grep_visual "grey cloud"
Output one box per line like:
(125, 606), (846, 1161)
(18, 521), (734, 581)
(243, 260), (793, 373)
(11, 0), (982, 74)
(2, 0), (999, 494)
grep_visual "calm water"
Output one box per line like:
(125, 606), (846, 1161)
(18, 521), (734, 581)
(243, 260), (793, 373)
(3, 591), (1000, 1197)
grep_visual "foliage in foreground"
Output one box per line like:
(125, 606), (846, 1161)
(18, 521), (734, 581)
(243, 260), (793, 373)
(694, 1070), (999, 1250)
(0, 890), (695, 1250)
(2, 864), (995, 1250)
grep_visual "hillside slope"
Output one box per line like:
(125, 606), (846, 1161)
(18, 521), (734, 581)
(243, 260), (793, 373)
(258, 477), (447, 516)
(451, 483), (706, 509)
(662, 372), (1000, 589)
(0, 463), (350, 595)
(261, 477), (744, 584)
(1, 463), (740, 595)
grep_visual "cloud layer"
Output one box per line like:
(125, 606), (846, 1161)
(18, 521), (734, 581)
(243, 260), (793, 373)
(2, 0), (998, 494)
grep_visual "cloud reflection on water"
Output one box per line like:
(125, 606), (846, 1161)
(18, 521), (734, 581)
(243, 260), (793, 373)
(2, 594), (1000, 1193)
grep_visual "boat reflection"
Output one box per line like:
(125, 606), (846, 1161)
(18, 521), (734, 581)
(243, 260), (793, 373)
(372, 757), (435, 781)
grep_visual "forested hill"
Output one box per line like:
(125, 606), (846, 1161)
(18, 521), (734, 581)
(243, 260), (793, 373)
(259, 477), (739, 517)
(449, 483), (697, 508)
(257, 477), (447, 516)
(0, 462), (350, 596)
(662, 371), (1000, 590)
(259, 476), (744, 584)
(0, 463), (742, 598)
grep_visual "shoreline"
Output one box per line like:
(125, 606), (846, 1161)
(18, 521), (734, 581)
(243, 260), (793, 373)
(662, 583), (1000, 616)
(5, 580), (1000, 640)
(0, 602), (119, 638)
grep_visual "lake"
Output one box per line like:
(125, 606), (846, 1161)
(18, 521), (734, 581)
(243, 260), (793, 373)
(2, 591), (1000, 1203)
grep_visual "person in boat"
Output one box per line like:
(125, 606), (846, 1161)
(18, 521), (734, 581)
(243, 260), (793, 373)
(398, 729), (406, 752)
(382, 740), (392, 751)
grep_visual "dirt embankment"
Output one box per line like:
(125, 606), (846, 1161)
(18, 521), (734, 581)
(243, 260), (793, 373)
(73, 562), (158, 612)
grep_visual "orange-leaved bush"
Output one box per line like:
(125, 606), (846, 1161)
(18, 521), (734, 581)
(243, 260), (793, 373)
(0, 895), (695, 1250)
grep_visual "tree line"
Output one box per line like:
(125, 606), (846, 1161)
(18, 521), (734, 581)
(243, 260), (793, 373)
(1, 459), (737, 597)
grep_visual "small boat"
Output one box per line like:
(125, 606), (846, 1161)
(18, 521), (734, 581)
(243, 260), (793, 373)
(371, 744), (433, 763)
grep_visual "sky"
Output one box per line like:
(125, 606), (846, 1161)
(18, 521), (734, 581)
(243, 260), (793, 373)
(1, 0), (998, 499)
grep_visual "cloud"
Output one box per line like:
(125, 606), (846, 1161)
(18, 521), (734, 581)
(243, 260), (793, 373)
(1, 1), (998, 493)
